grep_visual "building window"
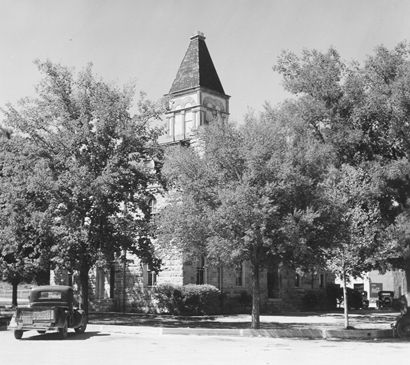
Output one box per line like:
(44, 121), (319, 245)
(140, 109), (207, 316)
(319, 274), (325, 288)
(196, 256), (205, 285)
(148, 270), (157, 287)
(146, 264), (157, 287)
(235, 262), (244, 286)
(148, 271), (157, 287)
(295, 273), (301, 287)
(217, 265), (223, 290)
(149, 197), (157, 215)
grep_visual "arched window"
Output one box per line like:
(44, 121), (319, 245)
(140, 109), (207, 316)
(319, 273), (325, 288)
(145, 264), (157, 287)
(235, 262), (244, 287)
(295, 273), (301, 287)
(149, 197), (157, 215)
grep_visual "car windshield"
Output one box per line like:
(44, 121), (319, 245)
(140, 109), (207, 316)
(38, 291), (63, 300)
(31, 290), (69, 303)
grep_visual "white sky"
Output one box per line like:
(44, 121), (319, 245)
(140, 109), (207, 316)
(1, 0), (410, 122)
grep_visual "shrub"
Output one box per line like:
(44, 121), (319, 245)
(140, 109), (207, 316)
(325, 284), (342, 309)
(302, 290), (319, 310)
(128, 283), (222, 315)
(301, 286), (342, 311)
(180, 284), (221, 315)
(153, 284), (183, 314)
(238, 291), (252, 307)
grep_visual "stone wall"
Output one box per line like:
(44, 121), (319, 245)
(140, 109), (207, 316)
(86, 250), (336, 313)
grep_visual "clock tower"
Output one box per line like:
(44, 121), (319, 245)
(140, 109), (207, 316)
(160, 32), (230, 144)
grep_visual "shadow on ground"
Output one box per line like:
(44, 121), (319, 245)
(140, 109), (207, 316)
(88, 311), (398, 330)
(18, 331), (110, 341)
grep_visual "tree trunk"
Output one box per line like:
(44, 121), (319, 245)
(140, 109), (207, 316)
(251, 262), (260, 329)
(67, 271), (73, 287)
(219, 263), (224, 313)
(404, 267), (410, 293)
(12, 281), (18, 307)
(122, 250), (127, 313)
(110, 263), (115, 299)
(79, 264), (90, 315)
(342, 272), (350, 329)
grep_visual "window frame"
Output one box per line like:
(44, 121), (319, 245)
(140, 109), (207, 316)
(196, 256), (206, 285)
(235, 262), (244, 287)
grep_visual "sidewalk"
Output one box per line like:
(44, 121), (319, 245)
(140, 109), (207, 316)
(88, 311), (400, 340)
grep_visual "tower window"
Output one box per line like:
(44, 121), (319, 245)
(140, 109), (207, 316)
(167, 117), (173, 136)
(185, 110), (194, 135)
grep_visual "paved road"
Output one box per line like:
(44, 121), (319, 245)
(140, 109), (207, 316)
(1, 327), (410, 365)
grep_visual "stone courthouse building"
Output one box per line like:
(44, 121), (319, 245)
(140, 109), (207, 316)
(85, 32), (334, 312)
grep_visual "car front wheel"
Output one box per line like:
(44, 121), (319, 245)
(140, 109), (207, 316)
(58, 320), (68, 339)
(74, 323), (87, 334)
(396, 316), (410, 338)
(74, 314), (87, 334)
(14, 330), (23, 340)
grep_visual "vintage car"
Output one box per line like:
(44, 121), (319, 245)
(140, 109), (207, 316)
(337, 288), (369, 310)
(12, 285), (87, 339)
(376, 290), (395, 309)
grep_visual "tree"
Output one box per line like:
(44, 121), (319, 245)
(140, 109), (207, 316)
(156, 116), (334, 328)
(1, 61), (165, 312)
(321, 164), (384, 328)
(376, 159), (410, 287)
(0, 134), (53, 305)
(274, 43), (410, 292)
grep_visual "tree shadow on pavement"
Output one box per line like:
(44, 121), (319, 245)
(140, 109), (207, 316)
(19, 331), (110, 341)
(88, 313), (325, 329)
(88, 311), (398, 330)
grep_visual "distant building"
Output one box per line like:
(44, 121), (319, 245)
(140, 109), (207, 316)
(337, 270), (407, 306)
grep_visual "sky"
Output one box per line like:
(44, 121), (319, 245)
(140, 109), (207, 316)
(1, 0), (410, 122)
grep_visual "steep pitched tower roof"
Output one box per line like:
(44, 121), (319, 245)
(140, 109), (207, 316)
(169, 32), (226, 96)
(159, 32), (229, 145)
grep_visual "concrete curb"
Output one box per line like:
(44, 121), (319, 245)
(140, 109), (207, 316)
(87, 324), (394, 340)
(324, 328), (393, 340)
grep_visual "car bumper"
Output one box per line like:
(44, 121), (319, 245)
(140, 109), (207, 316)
(11, 321), (60, 331)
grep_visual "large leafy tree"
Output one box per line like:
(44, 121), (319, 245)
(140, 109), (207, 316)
(1, 61), (164, 312)
(157, 116), (334, 328)
(274, 43), (410, 292)
(0, 132), (53, 305)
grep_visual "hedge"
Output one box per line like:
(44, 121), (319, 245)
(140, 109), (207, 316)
(131, 283), (222, 315)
